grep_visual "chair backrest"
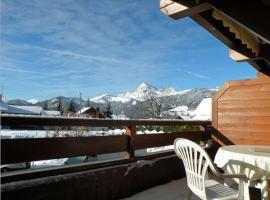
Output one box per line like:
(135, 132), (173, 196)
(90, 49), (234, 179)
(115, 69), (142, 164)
(174, 138), (220, 199)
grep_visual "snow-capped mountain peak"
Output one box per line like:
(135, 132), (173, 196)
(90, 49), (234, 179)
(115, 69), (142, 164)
(136, 82), (157, 91)
(90, 94), (132, 104)
(90, 83), (162, 103)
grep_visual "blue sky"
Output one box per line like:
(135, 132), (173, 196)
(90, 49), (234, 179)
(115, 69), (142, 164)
(1, 0), (256, 101)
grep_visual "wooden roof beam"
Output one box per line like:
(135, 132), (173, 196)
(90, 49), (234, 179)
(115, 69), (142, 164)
(230, 45), (270, 63)
(168, 0), (270, 44)
(209, 0), (270, 44)
(160, 0), (211, 19)
(229, 49), (250, 62)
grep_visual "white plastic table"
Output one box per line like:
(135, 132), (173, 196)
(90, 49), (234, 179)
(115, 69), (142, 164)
(214, 145), (270, 200)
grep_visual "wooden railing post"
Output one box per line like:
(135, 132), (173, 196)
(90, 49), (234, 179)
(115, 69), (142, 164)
(199, 125), (212, 144)
(124, 125), (136, 159)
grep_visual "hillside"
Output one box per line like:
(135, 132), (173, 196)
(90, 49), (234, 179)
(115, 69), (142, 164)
(7, 83), (217, 119)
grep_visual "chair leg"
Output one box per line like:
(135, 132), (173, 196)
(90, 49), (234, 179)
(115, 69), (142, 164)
(186, 188), (193, 200)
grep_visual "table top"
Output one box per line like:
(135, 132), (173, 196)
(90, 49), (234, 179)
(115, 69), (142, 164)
(214, 145), (270, 176)
(219, 145), (270, 158)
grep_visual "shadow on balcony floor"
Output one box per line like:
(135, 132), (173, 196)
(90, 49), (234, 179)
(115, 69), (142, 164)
(123, 177), (261, 200)
(122, 177), (200, 200)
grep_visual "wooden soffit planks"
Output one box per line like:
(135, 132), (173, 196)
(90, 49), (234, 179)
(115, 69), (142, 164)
(160, 0), (270, 75)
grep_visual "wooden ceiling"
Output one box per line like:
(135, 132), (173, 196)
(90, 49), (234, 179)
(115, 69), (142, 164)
(160, 0), (270, 76)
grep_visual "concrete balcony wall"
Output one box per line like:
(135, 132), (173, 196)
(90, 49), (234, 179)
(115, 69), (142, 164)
(2, 155), (185, 200)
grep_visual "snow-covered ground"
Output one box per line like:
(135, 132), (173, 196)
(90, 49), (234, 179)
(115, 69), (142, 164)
(0, 128), (167, 139)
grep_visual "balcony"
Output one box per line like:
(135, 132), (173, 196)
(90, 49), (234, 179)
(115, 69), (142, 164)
(1, 114), (213, 200)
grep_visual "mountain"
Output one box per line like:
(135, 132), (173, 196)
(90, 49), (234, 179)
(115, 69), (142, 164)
(119, 82), (187, 101)
(91, 83), (192, 104)
(6, 83), (218, 119)
(7, 99), (32, 106)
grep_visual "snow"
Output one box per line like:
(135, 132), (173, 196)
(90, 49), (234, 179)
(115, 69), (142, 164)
(112, 114), (129, 120)
(41, 110), (61, 116)
(191, 98), (212, 120)
(90, 94), (131, 104)
(2, 105), (42, 115)
(76, 107), (93, 114)
(90, 94), (108, 103)
(168, 106), (188, 113)
(31, 158), (68, 168)
(51, 98), (58, 103)
(119, 83), (192, 101)
(28, 99), (38, 104)
(111, 96), (131, 103)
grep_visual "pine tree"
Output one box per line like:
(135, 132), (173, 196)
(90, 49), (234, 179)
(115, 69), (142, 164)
(57, 97), (64, 115)
(43, 101), (49, 110)
(68, 99), (76, 113)
(86, 98), (91, 107)
(103, 102), (113, 118)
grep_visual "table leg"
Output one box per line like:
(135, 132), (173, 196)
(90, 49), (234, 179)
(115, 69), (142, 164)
(261, 177), (269, 200)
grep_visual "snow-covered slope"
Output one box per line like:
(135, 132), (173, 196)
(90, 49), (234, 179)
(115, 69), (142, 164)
(90, 94), (132, 104)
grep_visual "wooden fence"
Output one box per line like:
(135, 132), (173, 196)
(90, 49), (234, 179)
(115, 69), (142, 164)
(1, 114), (211, 182)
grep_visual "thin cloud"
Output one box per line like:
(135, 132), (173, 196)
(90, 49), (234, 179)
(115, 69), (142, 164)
(178, 68), (209, 79)
(0, 67), (46, 75)
(185, 71), (209, 79)
(2, 0), (234, 100)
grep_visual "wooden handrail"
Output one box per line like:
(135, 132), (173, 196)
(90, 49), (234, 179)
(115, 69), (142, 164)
(1, 136), (128, 164)
(1, 114), (211, 127)
(1, 115), (212, 166)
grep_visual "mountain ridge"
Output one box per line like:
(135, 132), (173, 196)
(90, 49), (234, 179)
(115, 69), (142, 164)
(6, 83), (218, 119)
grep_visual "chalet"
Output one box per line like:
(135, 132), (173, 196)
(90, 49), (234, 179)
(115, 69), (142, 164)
(75, 107), (104, 118)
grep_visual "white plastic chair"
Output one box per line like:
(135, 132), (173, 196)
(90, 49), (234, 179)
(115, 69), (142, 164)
(174, 138), (249, 200)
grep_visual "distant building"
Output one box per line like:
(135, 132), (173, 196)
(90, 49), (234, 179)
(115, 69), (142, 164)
(190, 98), (212, 121)
(163, 105), (191, 120)
(76, 107), (104, 118)
(0, 100), (61, 116)
(1, 104), (43, 115)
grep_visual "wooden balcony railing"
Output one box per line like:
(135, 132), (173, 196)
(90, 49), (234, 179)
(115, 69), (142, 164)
(1, 114), (212, 182)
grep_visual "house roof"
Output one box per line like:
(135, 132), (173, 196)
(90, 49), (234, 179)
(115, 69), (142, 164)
(76, 107), (96, 115)
(191, 98), (212, 120)
(2, 105), (43, 115)
(160, 0), (270, 76)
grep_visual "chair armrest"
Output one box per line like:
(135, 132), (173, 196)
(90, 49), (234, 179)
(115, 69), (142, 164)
(222, 174), (248, 180)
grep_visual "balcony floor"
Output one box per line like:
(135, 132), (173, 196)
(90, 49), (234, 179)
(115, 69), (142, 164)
(122, 177), (200, 200)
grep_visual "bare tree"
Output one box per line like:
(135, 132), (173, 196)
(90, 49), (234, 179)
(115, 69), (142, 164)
(145, 93), (164, 119)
